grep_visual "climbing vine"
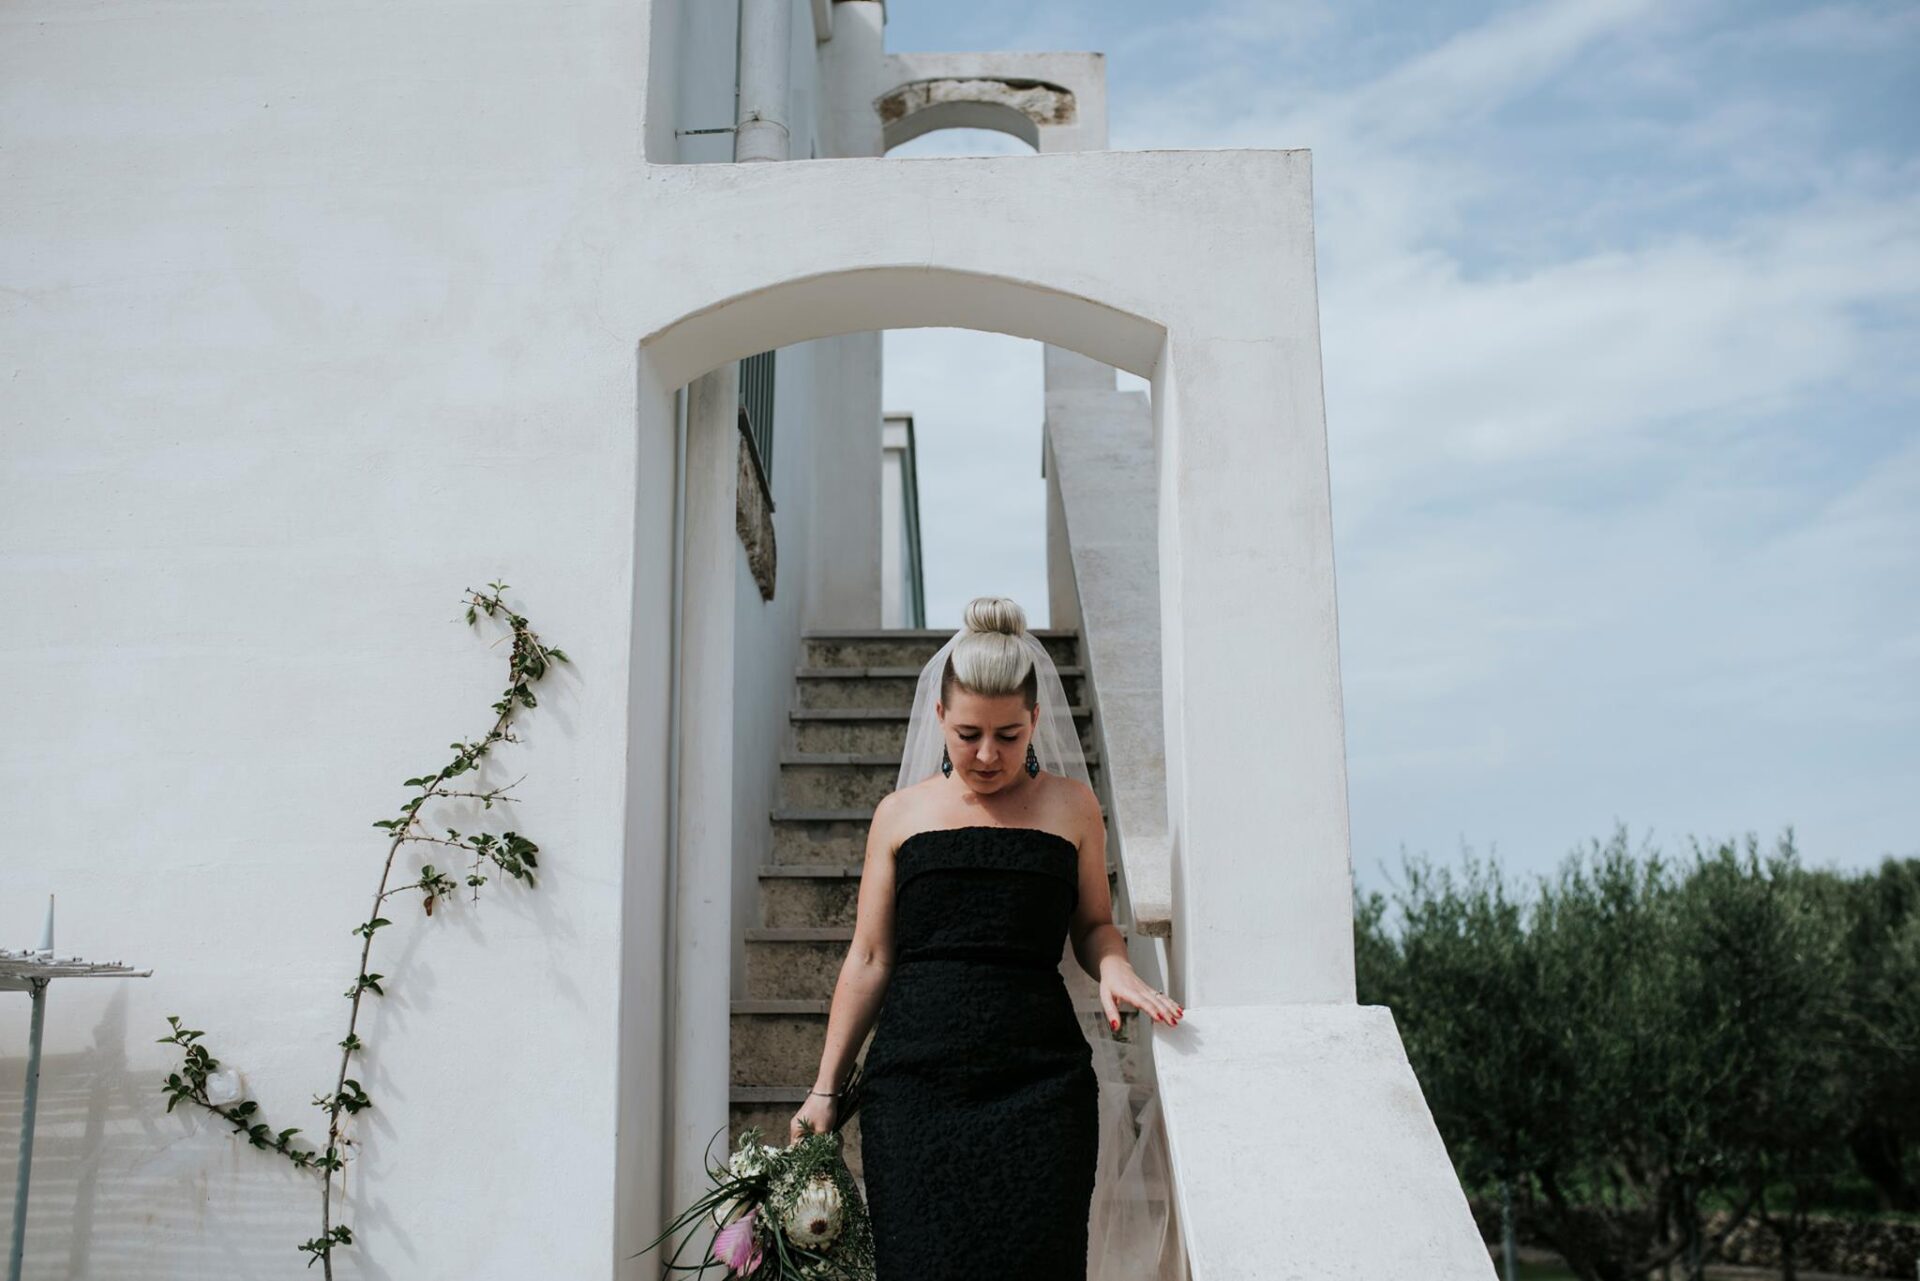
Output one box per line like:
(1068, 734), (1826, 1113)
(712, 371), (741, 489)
(158, 581), (569, 1274)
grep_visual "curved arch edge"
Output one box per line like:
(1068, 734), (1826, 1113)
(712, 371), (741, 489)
(639, 264), (1168, 387)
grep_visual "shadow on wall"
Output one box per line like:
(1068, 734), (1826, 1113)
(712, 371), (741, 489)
(0, 984), (323, 1279)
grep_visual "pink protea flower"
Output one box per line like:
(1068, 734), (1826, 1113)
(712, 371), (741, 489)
(711, 1206), (764, 1275)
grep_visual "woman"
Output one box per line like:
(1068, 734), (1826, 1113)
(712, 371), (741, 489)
(788, 595), (1183, 1280)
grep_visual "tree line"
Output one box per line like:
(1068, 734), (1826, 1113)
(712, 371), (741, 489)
(1354, 823), (1920, 1281)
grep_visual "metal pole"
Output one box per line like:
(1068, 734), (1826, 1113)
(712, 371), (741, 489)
(658, 381), (686, 1229)
(8, 977), (48, 1281)
(1500, 1177), (1517, 1281)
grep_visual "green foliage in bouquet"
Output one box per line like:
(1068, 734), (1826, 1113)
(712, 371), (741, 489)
(632, 1064), (874, 1279)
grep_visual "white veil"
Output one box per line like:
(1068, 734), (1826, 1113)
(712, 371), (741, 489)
(894, 625), (1186, 1281)
(894, 627), (1089, 795)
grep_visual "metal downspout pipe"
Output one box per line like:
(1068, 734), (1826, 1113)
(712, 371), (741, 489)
(735, 0), (793, 164)
(660, 0), (794, 1227)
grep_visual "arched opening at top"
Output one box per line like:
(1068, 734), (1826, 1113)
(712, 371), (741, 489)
(878, 77), (1076, 153)
(886, 121), (1035, 160)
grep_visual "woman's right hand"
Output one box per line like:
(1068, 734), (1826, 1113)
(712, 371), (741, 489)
(789, 1091), (836, 1144)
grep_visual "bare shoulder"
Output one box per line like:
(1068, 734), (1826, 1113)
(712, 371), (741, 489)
(868, 787), (905, 850)
(871, 778), (935, 853)
(1045, 772), (1102, 844)
(1045, 769), (1099, 813)
(1052, 771), (1099, 810)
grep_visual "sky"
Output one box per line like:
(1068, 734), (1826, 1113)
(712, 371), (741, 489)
(875, 0), (1920, 895)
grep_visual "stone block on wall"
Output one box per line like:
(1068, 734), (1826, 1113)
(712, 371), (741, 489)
(737, 433), (777, 599)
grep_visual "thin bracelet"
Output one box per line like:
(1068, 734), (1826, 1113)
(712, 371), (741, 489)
(807, 1087), (840, 1098)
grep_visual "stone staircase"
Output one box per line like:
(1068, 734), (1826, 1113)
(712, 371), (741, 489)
(728, 627), (1141, 1177)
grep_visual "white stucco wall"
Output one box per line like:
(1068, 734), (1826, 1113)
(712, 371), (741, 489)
(0, 0), (854, 1276)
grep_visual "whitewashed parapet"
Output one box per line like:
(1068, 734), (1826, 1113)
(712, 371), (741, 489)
(1155, 1006), (1498, 1279)
(1045, 387), (1173, 937)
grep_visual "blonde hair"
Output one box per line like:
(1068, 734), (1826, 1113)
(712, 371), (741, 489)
(941, 596), (1038, 708)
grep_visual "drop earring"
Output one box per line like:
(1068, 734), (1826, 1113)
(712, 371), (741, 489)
(1025, 743), (1040, 777)
(940, 745), (953, 779)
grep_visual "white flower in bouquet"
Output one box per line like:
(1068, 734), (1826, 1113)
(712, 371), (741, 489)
(726, 1139), (781, 1181)
(781, 1174), (843, 1249)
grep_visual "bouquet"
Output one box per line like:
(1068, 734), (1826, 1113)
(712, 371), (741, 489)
(630, 1064), (874, 1279)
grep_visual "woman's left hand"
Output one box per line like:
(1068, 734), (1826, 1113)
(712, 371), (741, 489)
(1098, 961), (1182, 1031)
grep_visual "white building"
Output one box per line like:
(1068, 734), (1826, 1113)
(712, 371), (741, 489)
(1, 2), (1493, 1277)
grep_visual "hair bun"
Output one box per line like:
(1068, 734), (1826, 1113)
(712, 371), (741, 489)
(961, 595), (1027, 637)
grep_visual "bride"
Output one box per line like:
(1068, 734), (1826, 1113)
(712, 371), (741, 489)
(788, 595), (1183, 1280)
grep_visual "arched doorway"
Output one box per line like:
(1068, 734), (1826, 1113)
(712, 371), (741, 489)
(609, 146), (1359, 1274)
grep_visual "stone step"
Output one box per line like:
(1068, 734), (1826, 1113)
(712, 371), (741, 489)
(744, 927), (850, 999)
(769, 810), (875, 866)
(743, 926), (1133, 1001)
(729, 1086), (865, 1179)
(767, 806), (1110, 866)
(778, 751), (1104, 810)
(736, 997), (1135, 1016)
(802, 628), (1079, 671)
(760, 860), (1118, 927)
(725, 990), (1144, 1106)
(731, 998), (1142, 1085)
(791, 704), (1095, 754)
(794, 665), (1086, 710)
(731, 1000), (872, 1086)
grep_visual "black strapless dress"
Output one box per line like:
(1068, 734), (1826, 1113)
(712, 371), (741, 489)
(858, 825), (1099, 1281)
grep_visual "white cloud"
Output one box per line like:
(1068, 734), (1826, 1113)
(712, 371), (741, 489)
(884, 0), (1920, 876)
(1718, 1), (1920, 54)
(1329, 189), (1920, 517)
(1303, 0), (1664, 144)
